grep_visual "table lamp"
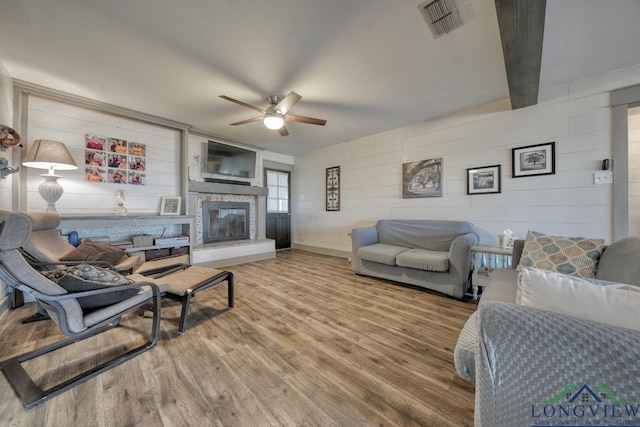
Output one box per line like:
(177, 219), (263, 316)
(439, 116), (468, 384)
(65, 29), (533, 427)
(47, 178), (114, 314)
(22, 139), (78, 212)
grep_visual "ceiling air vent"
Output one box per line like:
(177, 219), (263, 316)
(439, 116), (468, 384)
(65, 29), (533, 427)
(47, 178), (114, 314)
(418, 0), (463, 38)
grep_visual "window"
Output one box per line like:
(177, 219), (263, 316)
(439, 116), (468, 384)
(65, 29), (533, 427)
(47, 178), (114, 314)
(266, 170), (289, 213)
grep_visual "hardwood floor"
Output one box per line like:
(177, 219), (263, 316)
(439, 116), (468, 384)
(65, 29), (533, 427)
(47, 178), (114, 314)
(0, 250), (476, 426)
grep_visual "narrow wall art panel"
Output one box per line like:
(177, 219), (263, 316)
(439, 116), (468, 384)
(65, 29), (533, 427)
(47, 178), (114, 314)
(326, 166), (340, 211)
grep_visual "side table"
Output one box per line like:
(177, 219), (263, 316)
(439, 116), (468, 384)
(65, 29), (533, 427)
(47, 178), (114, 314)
(471, 245), (513, 300)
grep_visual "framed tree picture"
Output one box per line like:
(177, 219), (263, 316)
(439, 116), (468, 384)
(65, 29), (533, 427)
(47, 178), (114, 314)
(403, 158), (443, 198)
(467, 165), (501, 195)
(512, 142), (555, 178)
(326, 166), (340, 211)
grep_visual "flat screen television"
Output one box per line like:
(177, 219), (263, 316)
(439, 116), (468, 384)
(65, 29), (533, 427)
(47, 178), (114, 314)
(206, 141), (257, 178)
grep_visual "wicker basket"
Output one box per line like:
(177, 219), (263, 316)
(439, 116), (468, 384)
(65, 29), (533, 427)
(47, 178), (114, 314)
(132, 234), (154, 248)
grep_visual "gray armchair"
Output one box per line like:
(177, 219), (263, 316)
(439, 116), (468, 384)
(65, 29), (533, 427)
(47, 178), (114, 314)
(20, 211), (141, 273)
(475, 302), (640, 427)
(0, 210), (164, 409)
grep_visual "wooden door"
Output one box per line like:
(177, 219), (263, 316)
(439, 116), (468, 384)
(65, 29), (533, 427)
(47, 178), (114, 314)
(265, 169), (291, 249)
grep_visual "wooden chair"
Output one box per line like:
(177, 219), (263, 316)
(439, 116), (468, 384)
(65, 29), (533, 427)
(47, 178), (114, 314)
(0, 211), (164, 409)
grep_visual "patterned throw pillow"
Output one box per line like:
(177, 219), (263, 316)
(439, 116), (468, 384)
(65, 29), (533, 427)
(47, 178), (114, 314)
(517, 230), (605, 278)
(42, 263), (137, 309)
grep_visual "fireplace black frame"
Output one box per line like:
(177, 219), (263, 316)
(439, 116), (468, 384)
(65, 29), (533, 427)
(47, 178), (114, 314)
(202, 201), (251, 244)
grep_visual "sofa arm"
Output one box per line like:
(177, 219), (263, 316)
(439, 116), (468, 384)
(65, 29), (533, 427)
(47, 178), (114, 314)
(475, 302), (640, 427)
(448, 232), (478, 274)
(351, 226), (379, 252)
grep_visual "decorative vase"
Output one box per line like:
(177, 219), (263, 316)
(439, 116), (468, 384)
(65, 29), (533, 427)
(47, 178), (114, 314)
(114, 189), (128, 216)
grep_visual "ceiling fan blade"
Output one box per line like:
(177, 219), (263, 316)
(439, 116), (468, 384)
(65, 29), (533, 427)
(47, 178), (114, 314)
(219, 95), (265, 114)
(230, 116), (263, 126)
(278, 125), (289, 137)
(284, 113), (327, 126)
(275, 91), (302, 115)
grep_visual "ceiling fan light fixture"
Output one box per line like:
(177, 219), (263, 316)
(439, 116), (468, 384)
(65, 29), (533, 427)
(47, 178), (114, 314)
(264, 112), (284, 130)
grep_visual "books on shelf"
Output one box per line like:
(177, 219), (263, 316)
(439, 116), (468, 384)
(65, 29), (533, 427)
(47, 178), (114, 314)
(111, 239), (134, 249)
(154, 236), (190, 246)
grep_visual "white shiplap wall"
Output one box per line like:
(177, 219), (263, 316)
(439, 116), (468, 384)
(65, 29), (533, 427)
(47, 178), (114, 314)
(186, 134), (293, 186)
(26, 96), (181, 213)
(187, 134), (263, 186)
(0, 61), (13, 211)
(629, 106), (640, 235)
(293, 65), (640, 254)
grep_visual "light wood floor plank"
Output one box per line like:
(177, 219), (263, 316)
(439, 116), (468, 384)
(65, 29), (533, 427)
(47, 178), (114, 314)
(0, 249), (476, 426)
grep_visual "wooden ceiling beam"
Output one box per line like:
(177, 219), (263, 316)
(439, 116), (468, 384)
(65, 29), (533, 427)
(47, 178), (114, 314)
(495, 0), (547, 109)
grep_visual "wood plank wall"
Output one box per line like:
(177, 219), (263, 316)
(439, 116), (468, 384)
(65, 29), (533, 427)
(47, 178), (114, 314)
(293, 65), (640, 254)
(25, 96), (181, 214)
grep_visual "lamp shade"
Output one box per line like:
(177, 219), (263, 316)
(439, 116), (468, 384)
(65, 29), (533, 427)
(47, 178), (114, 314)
(23, 140), (78, 171)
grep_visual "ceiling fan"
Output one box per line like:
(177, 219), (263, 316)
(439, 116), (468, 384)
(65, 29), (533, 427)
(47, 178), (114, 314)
(219, 91), (327, 136)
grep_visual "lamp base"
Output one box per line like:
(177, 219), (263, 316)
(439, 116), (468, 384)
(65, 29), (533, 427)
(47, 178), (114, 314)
(38, 174), (63, 212)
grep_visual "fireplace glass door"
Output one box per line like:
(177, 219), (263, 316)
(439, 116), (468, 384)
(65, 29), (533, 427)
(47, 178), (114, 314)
(203, 202), (250, 243)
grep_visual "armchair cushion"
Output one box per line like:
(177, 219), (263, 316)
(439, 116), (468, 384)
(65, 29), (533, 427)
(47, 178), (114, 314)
(42, 263), (138, 309)
(395, 249), (449, 272)
(60, 239), (126, 266)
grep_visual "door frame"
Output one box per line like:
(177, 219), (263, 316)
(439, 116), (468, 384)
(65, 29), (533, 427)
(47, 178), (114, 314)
(612, 83), (640, 241)
(264, 166), (293, 249)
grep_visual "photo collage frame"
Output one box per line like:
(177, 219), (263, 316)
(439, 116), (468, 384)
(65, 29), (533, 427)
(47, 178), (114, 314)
(84, 133), (146, 185)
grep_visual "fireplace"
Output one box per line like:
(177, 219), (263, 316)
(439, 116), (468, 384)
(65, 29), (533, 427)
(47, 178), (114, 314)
(202, 201), (250, 243)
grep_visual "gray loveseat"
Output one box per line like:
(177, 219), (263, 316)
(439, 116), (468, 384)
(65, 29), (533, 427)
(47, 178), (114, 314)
(351, 220), (479, 298)
(454, 238), (640, 426)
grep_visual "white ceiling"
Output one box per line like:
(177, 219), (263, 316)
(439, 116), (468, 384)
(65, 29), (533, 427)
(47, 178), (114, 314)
(1, 0), (640, 156)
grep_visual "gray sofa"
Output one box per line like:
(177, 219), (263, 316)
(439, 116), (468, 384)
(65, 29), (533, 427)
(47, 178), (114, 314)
(455, 238), (640, 426)
(351, 220), (479, 298)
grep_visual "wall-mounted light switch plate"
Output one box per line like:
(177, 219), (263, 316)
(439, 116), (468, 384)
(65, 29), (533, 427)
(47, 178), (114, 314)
(594, 171), (613, 185)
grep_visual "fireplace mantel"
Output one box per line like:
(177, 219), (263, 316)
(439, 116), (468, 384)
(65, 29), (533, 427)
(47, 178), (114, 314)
(189, 182), (268, 196)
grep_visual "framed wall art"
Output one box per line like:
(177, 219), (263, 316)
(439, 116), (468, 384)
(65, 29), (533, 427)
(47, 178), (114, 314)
(84, 133), (147, 185)
(160, 196), (182, 215)
(326, 166), (340, 211)
(512, 142), (555, 178)
(403, 158), (443, 198)
(467, 164), (501, 195)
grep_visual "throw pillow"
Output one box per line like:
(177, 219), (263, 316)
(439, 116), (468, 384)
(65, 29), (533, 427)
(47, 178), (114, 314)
(60, 239), (126, 266)
(517, 267), (640, 332)
(517, 230), (605, 278)
(42, 263), (138, 309)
